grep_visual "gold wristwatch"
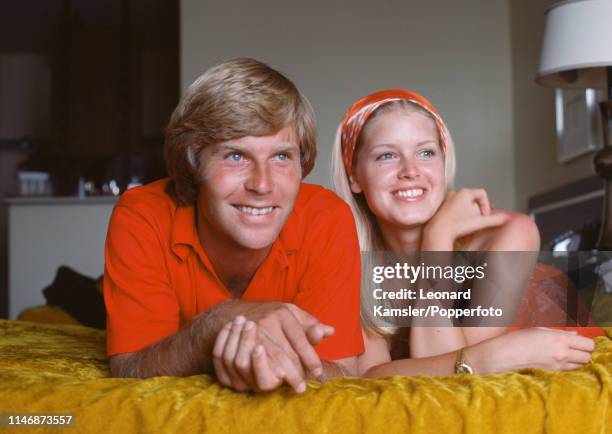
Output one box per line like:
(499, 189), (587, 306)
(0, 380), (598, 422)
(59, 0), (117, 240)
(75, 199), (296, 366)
(454, 348), (474, 374)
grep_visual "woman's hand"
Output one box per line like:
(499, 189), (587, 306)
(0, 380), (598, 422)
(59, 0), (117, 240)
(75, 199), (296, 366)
(422, 188), (509, 250)
(465, 327), (596, 374)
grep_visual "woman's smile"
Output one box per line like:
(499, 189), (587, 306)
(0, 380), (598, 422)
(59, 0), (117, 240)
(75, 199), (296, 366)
(392, 187), (427, 201)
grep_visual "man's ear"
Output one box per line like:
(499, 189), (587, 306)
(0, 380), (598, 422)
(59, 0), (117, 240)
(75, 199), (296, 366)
(349, 176), (363, 194)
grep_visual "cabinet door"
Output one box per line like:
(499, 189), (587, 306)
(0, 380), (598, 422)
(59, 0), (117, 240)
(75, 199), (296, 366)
(8, 202), (115, 318)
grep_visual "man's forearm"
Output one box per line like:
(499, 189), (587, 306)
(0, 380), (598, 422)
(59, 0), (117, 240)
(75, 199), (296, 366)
(111, 300), (249, 378)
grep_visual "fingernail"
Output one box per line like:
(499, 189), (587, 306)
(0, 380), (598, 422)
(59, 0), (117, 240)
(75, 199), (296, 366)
(234, 315), (246, 325)
(253, 345), (263, 356)
(296, 382), (306, 394)
(244, 320), (255, 330)
(312, 367), (323, 378)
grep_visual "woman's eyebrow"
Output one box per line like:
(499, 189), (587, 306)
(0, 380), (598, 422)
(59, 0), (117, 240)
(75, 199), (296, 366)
(368, 140), (438, 150)
(415, 140), (439, 147)
(367, 143), (396, 150)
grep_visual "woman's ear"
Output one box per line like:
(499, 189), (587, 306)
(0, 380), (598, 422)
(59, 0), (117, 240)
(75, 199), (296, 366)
(349, 176), (363, 194)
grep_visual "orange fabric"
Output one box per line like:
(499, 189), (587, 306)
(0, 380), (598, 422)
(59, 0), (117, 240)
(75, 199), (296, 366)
(340, 89), (450, 178)
(512, 262), (605, 338)
(104, 179), (364, 360)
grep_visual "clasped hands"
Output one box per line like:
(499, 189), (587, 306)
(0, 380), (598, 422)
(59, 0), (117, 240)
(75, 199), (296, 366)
(212, 302), (334, 393)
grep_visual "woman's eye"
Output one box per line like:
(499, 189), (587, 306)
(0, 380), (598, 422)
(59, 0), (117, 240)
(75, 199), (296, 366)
(376, 152), (395, 161)
(418, 149), (435, 158)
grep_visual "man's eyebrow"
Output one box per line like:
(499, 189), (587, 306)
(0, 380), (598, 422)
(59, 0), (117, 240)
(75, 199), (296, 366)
(275, 143), (300, 152)
(210, 143), (246, 156)
(213, 142), (299, 154)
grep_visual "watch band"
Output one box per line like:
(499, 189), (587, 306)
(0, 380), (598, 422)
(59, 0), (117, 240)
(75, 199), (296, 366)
(454, 348), (474, 374)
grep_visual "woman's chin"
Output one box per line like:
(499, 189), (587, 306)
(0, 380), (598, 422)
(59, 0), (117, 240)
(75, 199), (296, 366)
(386, 215), (433, 231)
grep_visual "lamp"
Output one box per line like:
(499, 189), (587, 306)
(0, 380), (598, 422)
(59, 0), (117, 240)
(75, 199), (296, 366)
(536, 0), (612, 249)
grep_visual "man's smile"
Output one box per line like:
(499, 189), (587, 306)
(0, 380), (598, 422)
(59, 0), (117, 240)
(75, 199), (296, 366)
(232, 204), (278, 217)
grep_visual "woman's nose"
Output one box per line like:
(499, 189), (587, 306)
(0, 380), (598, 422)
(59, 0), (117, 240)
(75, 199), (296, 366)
(398, 158), (419, 179)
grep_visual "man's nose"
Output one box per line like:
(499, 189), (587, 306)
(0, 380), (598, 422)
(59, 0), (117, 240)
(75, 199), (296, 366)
(245, 162), (273, 194)
(398, 157), (419, 179)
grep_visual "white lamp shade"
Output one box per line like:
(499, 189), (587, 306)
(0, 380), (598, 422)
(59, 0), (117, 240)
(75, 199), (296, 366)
(537, 0), (612, 89)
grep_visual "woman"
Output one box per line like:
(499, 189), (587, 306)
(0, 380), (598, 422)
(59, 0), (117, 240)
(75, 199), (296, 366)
(211, 89), (599, 391)
(333, 89), (600, 377)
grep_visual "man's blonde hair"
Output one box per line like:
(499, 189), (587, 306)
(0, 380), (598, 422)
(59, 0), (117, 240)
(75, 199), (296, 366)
(165, 58), (317, 206)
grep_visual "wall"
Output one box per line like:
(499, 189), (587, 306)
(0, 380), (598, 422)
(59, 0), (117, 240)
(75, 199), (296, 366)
(180, 0), (516, 209)
(0, 148), (29, 318)
(8, 200), (116, 319)
(510, 0), (595, 210)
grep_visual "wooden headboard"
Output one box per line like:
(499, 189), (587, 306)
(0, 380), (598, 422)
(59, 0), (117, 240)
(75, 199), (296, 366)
(528, 176), (604, 249)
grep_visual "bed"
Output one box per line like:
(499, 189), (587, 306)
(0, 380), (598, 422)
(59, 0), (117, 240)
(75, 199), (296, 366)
(1, 316), (611, 434)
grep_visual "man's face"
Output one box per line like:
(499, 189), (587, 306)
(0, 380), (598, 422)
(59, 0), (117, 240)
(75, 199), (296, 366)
(196, 126), (302, 252)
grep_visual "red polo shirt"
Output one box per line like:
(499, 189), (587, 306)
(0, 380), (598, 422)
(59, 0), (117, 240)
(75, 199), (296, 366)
(104, 179), (364, 360)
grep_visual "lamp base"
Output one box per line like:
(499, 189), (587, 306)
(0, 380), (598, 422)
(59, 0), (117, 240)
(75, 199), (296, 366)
(594, 99), (612, 249)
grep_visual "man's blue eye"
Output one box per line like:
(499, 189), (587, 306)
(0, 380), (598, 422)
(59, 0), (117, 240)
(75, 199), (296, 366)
(376, 152), (395, 161)
(276, 153), (289, 161)
(228, 152), (243, 161)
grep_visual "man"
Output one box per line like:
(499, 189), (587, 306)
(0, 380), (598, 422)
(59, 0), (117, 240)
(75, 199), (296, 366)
(104, 58), (364, 393)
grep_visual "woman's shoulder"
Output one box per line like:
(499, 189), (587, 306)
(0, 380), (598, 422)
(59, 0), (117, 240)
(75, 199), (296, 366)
(463, 210), (541, 251)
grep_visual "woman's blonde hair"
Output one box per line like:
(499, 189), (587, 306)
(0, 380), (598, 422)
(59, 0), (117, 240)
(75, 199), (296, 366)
(332, 99), (456, 333)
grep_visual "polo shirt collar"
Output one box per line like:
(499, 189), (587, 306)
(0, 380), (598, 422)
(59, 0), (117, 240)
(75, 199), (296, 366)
(170, 204), (299, 268)
(170, 205), (199, 262)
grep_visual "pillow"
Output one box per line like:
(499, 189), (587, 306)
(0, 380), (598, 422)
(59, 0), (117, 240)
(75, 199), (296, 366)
(43, 266), (106, 329)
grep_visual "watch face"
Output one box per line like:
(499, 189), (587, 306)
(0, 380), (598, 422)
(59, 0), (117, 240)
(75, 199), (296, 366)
(457, 363), (473, 374)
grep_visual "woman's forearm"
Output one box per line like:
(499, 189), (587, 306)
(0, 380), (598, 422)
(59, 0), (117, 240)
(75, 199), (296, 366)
(409, 327), (466, 358)
(364, 345), (482, 378)
(364, 350), (458, 377)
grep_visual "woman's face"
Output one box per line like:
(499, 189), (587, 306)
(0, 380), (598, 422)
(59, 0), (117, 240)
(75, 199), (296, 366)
(351, 109), (446, 231)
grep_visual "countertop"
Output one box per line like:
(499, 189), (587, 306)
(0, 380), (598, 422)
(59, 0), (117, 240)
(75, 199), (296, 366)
(4, 196), (119, 205)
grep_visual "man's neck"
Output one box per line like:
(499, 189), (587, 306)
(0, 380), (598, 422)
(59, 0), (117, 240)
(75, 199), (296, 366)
(197, 220), (272, 298)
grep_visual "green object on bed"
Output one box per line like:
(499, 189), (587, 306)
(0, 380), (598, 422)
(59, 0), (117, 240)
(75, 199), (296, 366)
(1, 319), (611, 434)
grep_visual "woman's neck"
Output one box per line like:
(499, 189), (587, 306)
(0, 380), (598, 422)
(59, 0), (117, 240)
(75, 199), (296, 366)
(378, 222), (423, 252)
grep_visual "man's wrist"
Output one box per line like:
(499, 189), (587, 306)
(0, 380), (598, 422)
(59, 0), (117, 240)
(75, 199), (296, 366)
(189, 300), (246, 373)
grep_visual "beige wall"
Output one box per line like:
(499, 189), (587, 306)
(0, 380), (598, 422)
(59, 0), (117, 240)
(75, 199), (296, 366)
(511, 0), (595, 210)
(181, 0), (516, 209)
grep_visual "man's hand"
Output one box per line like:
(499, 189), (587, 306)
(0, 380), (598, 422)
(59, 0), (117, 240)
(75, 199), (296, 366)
(213, 317), (284, 392)
(108, 299), (333, 382)
(211, 303), (335, 393)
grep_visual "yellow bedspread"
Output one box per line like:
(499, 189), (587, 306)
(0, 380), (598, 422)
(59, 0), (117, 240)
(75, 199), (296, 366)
(1, 320), (611, 434)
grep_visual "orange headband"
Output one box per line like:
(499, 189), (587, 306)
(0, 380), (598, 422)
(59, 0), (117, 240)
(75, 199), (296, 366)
(340, 89), (449, 178)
